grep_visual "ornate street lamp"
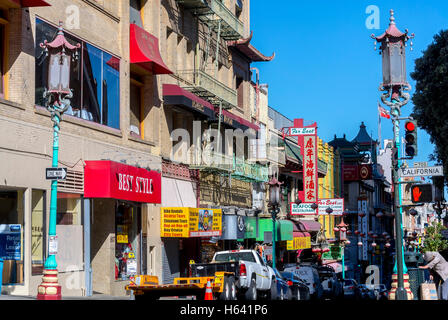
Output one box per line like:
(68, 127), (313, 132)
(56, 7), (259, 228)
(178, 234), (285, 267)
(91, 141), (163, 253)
(372, 9), (414, 300)
(335, 216), (350, 279)
(36, 22), (80, 300)
(268, 175), (283, 269)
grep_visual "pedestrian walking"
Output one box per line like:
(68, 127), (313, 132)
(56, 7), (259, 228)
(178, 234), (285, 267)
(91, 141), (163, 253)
(419, 251), (448, 300)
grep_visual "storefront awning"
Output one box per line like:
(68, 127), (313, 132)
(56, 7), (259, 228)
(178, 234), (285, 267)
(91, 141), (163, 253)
(218, 109), (259, 131)
(256, 218), (293, 242)
(130, 23), (172, 75)
(163, 84), (215, 119)
(84, 160), (161, 204)
(297, 220), (321, 232)
(0, 0), (51, 8)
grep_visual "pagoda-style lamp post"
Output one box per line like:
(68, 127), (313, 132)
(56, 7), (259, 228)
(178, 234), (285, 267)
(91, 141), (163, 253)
(37, 22), (80, 300)
(334, 217), (349, 280)
(371, 9), (414, 300)
(268, 175), (283, 269)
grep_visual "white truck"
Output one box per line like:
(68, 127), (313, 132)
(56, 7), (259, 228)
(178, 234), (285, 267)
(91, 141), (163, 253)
(208, 249), (278, 300)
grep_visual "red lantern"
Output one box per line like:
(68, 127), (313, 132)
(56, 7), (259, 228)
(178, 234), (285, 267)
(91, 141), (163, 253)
(354, 230), (360, 235)
(357, 241), (363, 246)
(334, 227), (340, 232)
(385, 242), (391, 248)
(322, 247), (330, 253)
(347, 230), (352, 235)
(371, 242), (377, 247)
(359, 212), (366, 218)
(345, 240), (351, 245)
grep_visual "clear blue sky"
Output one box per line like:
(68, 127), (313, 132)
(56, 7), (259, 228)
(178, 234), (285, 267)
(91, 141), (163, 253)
(250, 0), (448, 167)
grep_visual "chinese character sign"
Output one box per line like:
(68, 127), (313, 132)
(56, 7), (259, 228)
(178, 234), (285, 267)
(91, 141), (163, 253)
(303, 135), (318, 203)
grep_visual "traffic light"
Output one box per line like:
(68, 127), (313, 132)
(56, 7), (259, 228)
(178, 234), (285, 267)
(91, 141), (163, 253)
(404, 120), (418, 157)
(410, 184), (433, 203)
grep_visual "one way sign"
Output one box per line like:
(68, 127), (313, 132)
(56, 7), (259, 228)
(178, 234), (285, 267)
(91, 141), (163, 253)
(46, 168), (67, 180)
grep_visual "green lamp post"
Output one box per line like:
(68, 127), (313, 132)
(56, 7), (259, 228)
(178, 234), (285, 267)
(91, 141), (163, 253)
(371, 9), (414, 300)
(268, 175), (283, 269)
(36, 22), (80, 300)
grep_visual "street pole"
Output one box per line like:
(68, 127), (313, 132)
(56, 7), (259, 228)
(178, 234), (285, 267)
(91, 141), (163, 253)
(36, 22), (80, 300)
(272, 211), (276, 269)
(392, 110), (408, 300)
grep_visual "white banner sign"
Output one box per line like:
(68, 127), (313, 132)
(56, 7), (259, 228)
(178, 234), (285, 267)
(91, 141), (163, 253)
(399, 166), (443, 177)
(290, 203), (317, 215)
(318, 198), (344, 215)
(289, 127), (316, 135)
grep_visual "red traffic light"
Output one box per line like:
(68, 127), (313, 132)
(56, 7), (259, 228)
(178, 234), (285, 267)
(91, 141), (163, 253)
(405, 121), (416, 132)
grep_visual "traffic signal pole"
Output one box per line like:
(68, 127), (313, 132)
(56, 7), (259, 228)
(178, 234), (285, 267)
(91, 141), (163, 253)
(391, 107), (408, 300)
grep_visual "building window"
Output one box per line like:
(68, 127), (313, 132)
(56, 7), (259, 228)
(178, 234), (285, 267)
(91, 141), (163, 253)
(0, 11), (8, 98)
(0, 190), (25, 285)
(130, 75), (143, 137)
(130, 0), (144, 28)
(236, 76), (243, 109)
(35, 18), (120, 129)
(32, 190), (46, 275)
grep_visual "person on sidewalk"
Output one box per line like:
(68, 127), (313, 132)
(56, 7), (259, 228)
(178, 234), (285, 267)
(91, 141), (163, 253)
(419, 251), (448, 300)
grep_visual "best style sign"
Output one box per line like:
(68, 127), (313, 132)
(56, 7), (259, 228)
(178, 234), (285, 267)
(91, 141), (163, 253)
(84, 160), (161, 204)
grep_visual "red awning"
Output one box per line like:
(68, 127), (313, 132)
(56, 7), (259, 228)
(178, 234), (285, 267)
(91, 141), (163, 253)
(130, 23), (172, 75)
(220, 109), (259, 131)
(84, 160), (161, 204)
(163, 84), (214, 111)
(297, 220), (321, 232)
(21, 0), (51, 6)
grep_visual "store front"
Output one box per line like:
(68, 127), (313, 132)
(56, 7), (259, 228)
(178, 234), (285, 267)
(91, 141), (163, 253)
(84, 160), (161, 295)
(160, 207), (222, 283)
(256, 218), (294, 268)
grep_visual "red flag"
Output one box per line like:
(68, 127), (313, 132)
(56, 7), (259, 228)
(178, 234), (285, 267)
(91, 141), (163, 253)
(378, 104), (390, 119)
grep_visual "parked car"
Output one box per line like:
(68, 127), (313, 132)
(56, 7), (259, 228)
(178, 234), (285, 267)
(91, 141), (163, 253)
(343, 278), (360, 299)
(211, 250), (277, 300)
(273, 268), (291, 300)
(373, 284), (389, 300)
(281, 271), (311, 300)
(358, 284), (376, 300)
(284, 264), (323, 300)
(317, 266), (344, 299)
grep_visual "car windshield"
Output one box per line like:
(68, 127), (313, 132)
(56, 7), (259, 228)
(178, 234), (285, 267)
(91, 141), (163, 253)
(214, 252), (256, 263)
(344, 280), (354, 286)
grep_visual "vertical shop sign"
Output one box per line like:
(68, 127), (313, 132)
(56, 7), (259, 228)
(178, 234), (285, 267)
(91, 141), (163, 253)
(357, 200), (368, 261)
(303, 135), (318, 204)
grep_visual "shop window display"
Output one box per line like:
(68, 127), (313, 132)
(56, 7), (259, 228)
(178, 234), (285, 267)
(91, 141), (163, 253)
(0, 190), (24, 285)
(31, 190), (46, 275)
(115, 203), (140, 280)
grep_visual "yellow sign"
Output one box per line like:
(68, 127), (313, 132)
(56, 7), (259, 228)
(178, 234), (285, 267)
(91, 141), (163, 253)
(286, 236), (311, 250)
(117, 234), (129, 243)
(161, 207), (222, 238)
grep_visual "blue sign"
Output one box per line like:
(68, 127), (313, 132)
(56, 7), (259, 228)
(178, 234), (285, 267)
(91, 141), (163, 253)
(0, 224), (22, 260)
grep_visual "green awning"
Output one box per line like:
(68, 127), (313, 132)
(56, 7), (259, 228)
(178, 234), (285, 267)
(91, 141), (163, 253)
(256, 218), (293, 242)
(279, 138), (302, 164)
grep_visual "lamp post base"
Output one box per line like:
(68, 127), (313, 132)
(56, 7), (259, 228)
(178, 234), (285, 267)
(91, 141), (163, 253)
(37, 269), (61, 300)
(388, 273), (413, 300)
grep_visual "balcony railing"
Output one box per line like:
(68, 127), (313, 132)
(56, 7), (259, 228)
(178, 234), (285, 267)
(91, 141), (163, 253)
(175, 0), (245, 40)
(177, 69), (237, 109)
(187, 148), (268, 182)
(233, 157), (268, 183)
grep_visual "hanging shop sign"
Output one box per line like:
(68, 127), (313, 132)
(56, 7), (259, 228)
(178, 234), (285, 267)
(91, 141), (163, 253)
(160, 207), (222, 238)
(318, 198), (344, 215)
(288, 127), (316, 135)
(286, 235), (311, 250)
(0, 224), (21, 260)
(84, 160), (161, 204)
(343, 164), (372, 181)
(290, 202), (316, 215)
(221, 215), (246, 240)
(244, 216), (258, 239)
(358, 199), (368, 261)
